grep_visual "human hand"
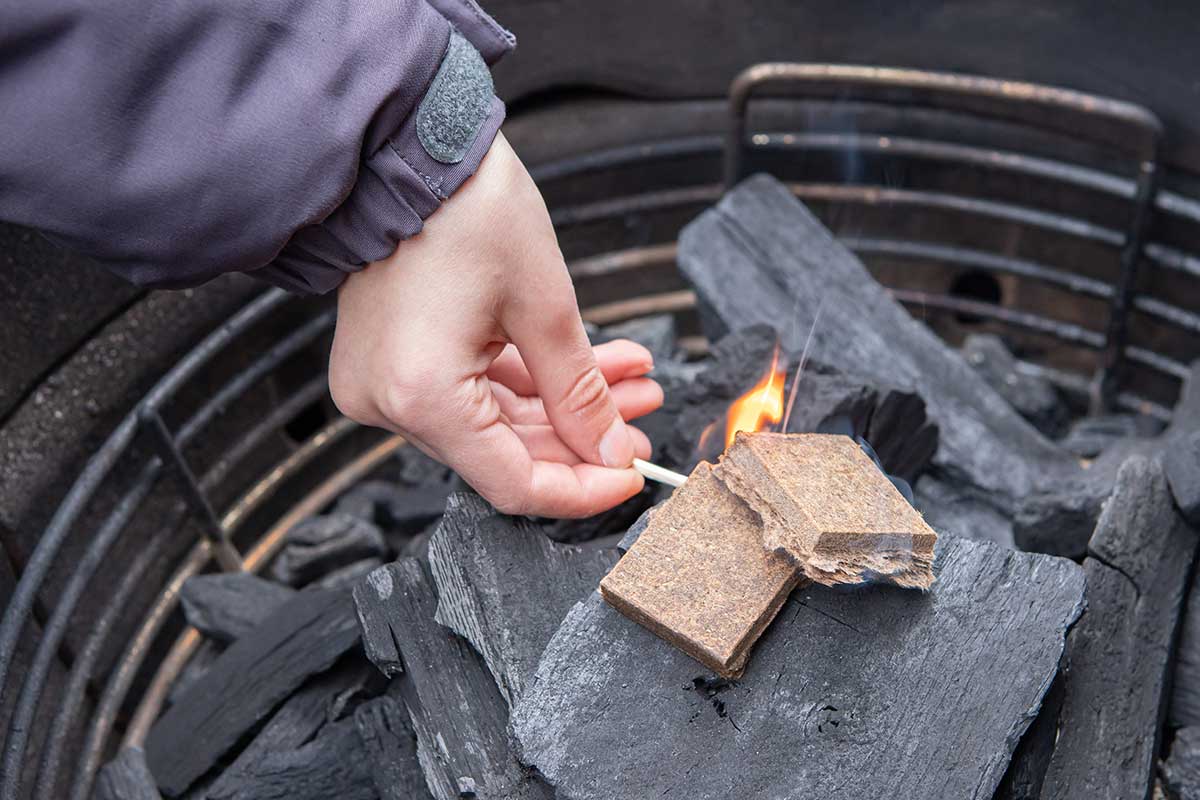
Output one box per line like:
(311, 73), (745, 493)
(329, 133), (663, 517)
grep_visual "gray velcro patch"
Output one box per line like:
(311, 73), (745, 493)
(416, 31), (494, 165)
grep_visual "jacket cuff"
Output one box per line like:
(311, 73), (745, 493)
(259, 21), (511, 294)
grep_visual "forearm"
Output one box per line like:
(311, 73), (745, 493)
(0, 0), (512, 292)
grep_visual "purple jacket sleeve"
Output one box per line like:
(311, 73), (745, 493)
(0, 0), (513, 293)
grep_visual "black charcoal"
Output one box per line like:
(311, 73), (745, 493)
(179, 572), (295, 643)
(314, 557), (385, 590)
(1164, 728), (1200, 800)
(1043, 457), (1199, 800)
(94, 747), (161, 800)
(1059, 414), (1153, 458)
(1166, 430), (1200, 525)
(335, 478), (453, 539)
(962, 334), (1067, 437)
(596, 313), (678, 362)
(428, 495), (619, 705)
(354, 695), (431, 800)
(270, 513), (387, 587)
(512, 535), (1084, 800)
(914, 475), (1014, 548)
(354, 559), (553, 800)
(677, 174), (1076, 512)
(145, 589), (361, 796)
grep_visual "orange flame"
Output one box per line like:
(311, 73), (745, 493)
(723, 344), (785, 448)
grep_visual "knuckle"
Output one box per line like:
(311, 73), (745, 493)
(559, 365), (610, 420)
(378, 366), (437, 425)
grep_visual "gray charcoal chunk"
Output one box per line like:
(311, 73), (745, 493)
(428, 501), (618, 706)
(1043, 456), (1199, 800)
(1166, 430), (1200, 525)
(1059, 414), (1153, 458)
(335, 478), (453, 535)
(596, 314), (678, 362)
(1173, 558), (1200, 727)
(354, 695), (431, 800)
(145, 589), (361, 796)
(617, 506), (655, 554)
(512, 535), (1085, 800)
(1165, 727), (1200, 800)
(94, 747), (161, 800)
(962, 333), (1067, 437)
(677, 174), (1076, 512)
(271, 513), (387, 587)
(358, 559), (553, 800)
(915, 474), (1014, 548)
(314, 557), (385, 590)
(202, 662), (374, 799)
(179, 572), (295, 643)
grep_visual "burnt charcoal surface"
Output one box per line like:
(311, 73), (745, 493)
(1165, 727), (1200, 800)
(1043, 457), (1199, 800)
(198, 661), (373, 799)
(1166, 430), (1200, 525)
(1174, 551), (1200, 727)
(353, 559), (553, 800)
(993, 673), (1065, 800)
(354, 694), (432, 800)
(270, 513), (388, 587)
(593, 313), (678, 362)
(677, 174), (1075, 511)
(1059, 414), (1156, 458)
(145, 588), (361, 796)
(666, 325), (937, 482)
(428, 493), (619, 706)
(914, 475), (1014, 547)
(94, 747), (161, 800)
(179, 572), (295, 643)
(962, 333), (1067, 438)
(512, 536), (1084, 800)
(336, 478), (455, 541)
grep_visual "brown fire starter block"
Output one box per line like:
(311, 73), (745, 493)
(599, 463), (802, 677)
(715, 431), (937, 589)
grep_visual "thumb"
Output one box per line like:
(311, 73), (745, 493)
(504, 304), (636, 469)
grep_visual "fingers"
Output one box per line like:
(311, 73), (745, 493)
(492, 377), (664, 426)
(515, 423), (652, 464)
(503, 303), (640, 468)
(487, 339), (655, 397)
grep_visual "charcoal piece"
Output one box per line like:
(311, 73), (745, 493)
(993, 672), (1066, 800)
(179, 572), (295, 643)
(596, 313), (678, 362)
(634, 355), (704, 468)
(403, 525), (435, 561)
(94, 747), (161, 800)
(677, 174), (1075, 512)
(145, 589), (361, 796)
(428, 497), (619, 705)
(201, 661), (374, 799)
(335, 478), (453, 536)
(166, 639), (221, 705)
(1059, 414), (1152, 458)
(513, 535), (1084, 800)
(1043, 457), (1199, 800)
(397, 445), (455, 486)
(314, 557), (385, 589)
(355, 559), (553, 800)
(962, 333), (1067, 437)
(1166, 430), (1200, 524)
(1173, 559), (1200, 727)
(539, 483), (654, 544)
(270, 513), (387, 587)
(205, 714), (374, 800)
(617, 506), (655, 553)
(1165, 728), (1200, 800)
(354, 694), (431, 800)
(914, 474), (1014, 548)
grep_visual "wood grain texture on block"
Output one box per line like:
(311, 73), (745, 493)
(514, 536), (1086, 800)
(599, 463), (801, 677)
(715, 432), (937, 589)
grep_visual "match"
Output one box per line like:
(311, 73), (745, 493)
(632, 457), (687, 488)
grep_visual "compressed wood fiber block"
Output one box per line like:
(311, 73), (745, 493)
(599, 463), (801, 677)
(715, 432), (937, 588)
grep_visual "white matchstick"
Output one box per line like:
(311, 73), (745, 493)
(632, 458), (687, 488)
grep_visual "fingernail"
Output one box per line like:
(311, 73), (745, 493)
(599, 418), (635, 468)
